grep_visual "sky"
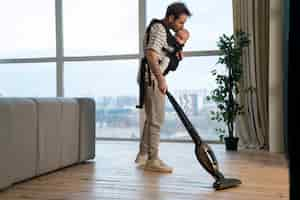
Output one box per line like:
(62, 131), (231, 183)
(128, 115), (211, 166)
(0, 0), (232, 97)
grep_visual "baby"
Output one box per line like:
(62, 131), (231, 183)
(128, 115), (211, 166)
(161, 28), (190, 76)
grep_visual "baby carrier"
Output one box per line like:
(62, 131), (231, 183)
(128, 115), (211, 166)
(136, 19), (182, 109)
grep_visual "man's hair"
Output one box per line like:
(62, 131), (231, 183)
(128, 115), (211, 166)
(165, 2), (192, 19)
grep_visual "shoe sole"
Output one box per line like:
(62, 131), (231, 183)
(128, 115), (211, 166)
(143, 166), (173, 173)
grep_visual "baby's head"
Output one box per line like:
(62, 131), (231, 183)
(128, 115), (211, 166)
(175, 29), (190, 45)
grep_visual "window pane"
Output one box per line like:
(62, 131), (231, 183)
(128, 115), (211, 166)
(64, 60), (140, 139)
(162, 56), (226, 141)
(0, 1), (55, 59)
(0, 63), (56, 97)
(63, 0), (139, 56)
(147, 0), (233, 51)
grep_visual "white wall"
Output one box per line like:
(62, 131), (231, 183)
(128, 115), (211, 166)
(269, 0), (284, 153)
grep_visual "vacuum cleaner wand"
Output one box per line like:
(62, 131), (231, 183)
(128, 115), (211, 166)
(166, 90), (241, 190)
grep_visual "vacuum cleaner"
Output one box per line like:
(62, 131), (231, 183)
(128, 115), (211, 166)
(166, 90), (242, 190)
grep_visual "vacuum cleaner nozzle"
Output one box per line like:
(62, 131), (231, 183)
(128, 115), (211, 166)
(213, 178), (242, 190)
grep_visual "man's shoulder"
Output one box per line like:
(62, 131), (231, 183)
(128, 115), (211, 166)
(148, 21), (167, 35)
(148, 19), (164, 28)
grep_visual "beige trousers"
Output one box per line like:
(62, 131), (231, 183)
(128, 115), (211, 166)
(139, 79), (165, 160)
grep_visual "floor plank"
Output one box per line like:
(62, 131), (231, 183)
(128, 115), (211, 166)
(0, 141), (289, 200)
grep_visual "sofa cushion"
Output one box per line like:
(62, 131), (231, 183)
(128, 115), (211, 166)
(10, 99), (37, 183)
(33, 98), (62, 175)
(57, 98), (79, 167)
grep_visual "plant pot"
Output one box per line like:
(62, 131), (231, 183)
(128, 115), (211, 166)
(224, 137), (239, 151)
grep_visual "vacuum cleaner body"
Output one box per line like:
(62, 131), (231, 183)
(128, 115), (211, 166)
(166, 90), (241, 190)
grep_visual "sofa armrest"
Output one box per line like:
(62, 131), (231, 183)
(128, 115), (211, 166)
(76, 98), (96, 162)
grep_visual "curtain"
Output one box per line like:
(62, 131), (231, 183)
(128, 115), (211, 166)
(232, 0), (270, 149)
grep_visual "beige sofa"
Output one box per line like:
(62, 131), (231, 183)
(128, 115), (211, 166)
(0, 97), (95, 190)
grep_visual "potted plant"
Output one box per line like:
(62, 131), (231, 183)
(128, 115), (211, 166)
(206, 31), (250, 151)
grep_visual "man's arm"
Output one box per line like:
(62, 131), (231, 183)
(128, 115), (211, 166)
(146, 49), (167, 94)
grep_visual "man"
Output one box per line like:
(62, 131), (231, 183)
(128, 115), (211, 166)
(136, 2), (191, 173)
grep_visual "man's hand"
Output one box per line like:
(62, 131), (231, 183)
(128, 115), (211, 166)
(157, 76), (168, 94)
(176, 51), (184, 60)
(146, 49), (168, 94)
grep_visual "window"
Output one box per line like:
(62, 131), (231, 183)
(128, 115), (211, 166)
(0, 1), (55, 58)
(147, 0), (233, 50)
(0, 63), (56, 97)
(162, 57), (226, 140)
(64, 60), (139, 139)
(0, 0), (233, 141)
(63, 0), (139, 56)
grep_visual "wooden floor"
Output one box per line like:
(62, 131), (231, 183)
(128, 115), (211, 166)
(0, 141), (289, 200)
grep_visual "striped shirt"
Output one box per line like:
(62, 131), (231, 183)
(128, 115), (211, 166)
(137, 22), (169, 83)
(143, 23), (168, 59)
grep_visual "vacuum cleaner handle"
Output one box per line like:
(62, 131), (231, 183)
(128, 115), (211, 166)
(165, 90), (202, 144)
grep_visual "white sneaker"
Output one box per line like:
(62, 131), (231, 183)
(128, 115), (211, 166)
(135, 153), (148, 166)
(143, 159), (173, 173)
